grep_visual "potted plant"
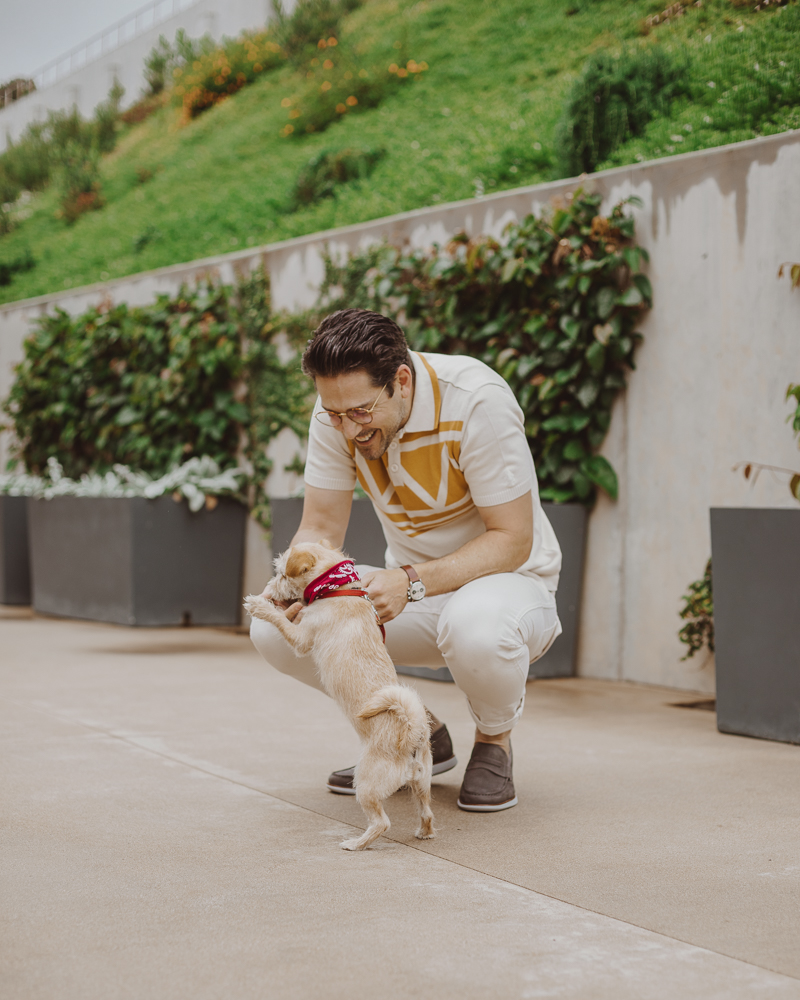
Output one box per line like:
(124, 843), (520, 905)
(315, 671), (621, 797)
(1, 272), (309, 625)
(710, 377), (800, 745)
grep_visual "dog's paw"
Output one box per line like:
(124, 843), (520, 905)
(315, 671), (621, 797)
(340, 838), (364, 851)
(415, 829), (436, 840)
(243, 594), (277, 621)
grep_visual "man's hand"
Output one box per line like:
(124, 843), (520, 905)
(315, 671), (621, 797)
(361, 568), (409, 624)
(257, 585), (305, 622)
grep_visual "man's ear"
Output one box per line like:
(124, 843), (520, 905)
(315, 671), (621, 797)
(319, 538), (334, 549)
(286, 548), (317, 578)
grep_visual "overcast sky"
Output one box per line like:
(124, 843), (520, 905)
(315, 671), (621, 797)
(1, 0), (147, 81)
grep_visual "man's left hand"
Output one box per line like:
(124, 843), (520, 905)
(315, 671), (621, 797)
(360, 568), (409, 624)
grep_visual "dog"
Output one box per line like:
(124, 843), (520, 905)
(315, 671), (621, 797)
(244, 540), (435, 851)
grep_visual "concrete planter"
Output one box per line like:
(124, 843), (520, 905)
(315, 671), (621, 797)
(28, 495), (247, 626)
(710, 508), (800, 745)
(270, 498), (586, 682)
(0, 495), (31, 605)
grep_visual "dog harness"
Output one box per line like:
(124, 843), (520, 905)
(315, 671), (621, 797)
(304, 560), (386, 643)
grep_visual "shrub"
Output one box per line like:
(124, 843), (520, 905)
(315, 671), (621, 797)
(555, 46), (690, 176)
(120, 93), (165, 125)
(279, 47), (427, 137)
(273, 0), (362, 65)
(174, 30), (286, 119)
(57, 142), (104, 223)
(1, 120), (52, 192)
(313, 189), (650, 504)
(2, 272), (311, 525)
(291, 146), (386, 205)
(0, 247), (35, 286)
(678, 559), (714, 660)
(94, 79), (125, 154)
(143, 35), (175, 95)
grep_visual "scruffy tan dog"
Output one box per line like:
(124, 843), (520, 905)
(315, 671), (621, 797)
(244, 541), (435, 851)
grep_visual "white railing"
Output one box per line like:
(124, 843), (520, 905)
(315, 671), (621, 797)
(30, 0), (200, 91)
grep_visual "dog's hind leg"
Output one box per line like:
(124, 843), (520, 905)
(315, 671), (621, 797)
(340, 790), (391, 851)
(410, 743), (435, 840)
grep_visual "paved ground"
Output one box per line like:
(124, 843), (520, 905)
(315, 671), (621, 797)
(2, 607), (799, 1000)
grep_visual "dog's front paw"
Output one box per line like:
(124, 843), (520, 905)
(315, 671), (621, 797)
(415, 829), (436, 840)
(340, 838), (364, 851)
(243, 594), (279, 622)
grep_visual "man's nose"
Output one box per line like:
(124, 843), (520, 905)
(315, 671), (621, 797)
(341, 416), (364, 439)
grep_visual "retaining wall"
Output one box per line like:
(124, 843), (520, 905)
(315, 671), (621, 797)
(2, 130), (799, 690)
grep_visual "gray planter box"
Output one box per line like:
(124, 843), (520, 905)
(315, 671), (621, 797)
(270, 498), (587, 682)
(710, 507), (800, 745)
(28, 495), (246, 627)
(0, 495), (31, 605)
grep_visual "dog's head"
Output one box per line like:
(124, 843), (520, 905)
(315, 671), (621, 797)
(269, 539), (346, 603)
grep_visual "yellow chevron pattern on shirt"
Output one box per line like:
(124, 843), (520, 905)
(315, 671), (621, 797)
(346, 357), (473, 536)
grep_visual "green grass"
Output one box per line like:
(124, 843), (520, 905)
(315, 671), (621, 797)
(0, 0), (797, 305)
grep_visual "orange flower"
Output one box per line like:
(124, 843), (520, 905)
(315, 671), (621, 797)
(389, 63), (398, 73)
(397, 68), (408, 78)
(281, 97), (292, 108)
(345, 95), (358, 106)
(327, 37), (337, 46)
(321, 80), (332, 91)
(336, 103), (347, 113)
(318, 38), (327, 49)
(289, 108), (301, 118)
(323, 58), (334, 69)
(280, 124), (295, 136)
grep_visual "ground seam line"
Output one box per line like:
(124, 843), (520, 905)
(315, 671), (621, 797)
(66, 715), (800, 984)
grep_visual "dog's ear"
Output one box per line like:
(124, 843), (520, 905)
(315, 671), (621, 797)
(286, 548), (317, 578)
(319, 538), (334, 549)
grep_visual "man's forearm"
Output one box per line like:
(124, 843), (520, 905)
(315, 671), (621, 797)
(414, 528), (530, 598)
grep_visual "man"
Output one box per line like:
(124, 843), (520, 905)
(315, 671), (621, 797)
(251, 308), (562, 811)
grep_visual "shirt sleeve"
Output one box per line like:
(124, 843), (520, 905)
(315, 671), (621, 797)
(303, 397), (358, 492)
(458, 384), (535, 507)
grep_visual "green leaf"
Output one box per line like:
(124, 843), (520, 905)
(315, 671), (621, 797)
(116, 406), (139, 426)
(596, 286), (616, 320)
(563, 440), (587, 461)
(559, 315), (581, 341)
(576, 378), (600, 409)
(619, 285), (643, 307)
(501, 258), (521, 283)
(586, 341), (605, 373)
(580, 455), (618, 500)
(632, 273), (653, 305)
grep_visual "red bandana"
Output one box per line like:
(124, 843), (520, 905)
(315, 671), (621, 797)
(304, 559), (361, 604)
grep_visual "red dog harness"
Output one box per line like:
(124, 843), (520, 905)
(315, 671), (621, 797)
(304, 560), (386, 643)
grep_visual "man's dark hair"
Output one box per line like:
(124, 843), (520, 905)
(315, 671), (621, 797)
(301, 309), (414, 396)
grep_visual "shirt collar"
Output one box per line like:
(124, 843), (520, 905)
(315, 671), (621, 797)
(400, 352), (441, 438)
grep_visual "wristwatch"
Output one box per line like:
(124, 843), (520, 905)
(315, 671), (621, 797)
(401, 565), (426, 602)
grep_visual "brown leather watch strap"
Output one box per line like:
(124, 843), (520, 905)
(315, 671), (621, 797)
(401, 565), (420, 583)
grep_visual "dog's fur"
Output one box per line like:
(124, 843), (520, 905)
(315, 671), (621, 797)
(244, 541), (435, 851)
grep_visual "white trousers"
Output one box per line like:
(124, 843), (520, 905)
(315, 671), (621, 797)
(250, 567), (561, 735)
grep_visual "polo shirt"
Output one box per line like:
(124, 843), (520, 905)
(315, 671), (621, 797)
(303, 351), (562, 591)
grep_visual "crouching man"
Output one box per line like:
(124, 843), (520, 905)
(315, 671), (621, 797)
(251, 308), (562, 811)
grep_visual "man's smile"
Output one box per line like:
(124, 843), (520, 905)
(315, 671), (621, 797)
(355, 429), (378, 446)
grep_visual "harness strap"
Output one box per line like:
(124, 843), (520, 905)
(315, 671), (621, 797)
(313, 588), (386, 644)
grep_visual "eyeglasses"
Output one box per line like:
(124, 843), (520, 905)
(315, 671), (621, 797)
(314, 383), (388, 427)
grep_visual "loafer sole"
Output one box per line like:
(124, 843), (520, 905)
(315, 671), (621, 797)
(456, 794), (518, 812)
(326, 753), (458, 795)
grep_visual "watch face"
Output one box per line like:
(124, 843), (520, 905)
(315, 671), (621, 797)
(408, 580), (426, 601)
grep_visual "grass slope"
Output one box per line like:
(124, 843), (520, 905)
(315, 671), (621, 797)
(1, 0), (797, 305)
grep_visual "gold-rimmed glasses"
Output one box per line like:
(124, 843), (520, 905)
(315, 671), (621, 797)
(314, 383), (388, 427)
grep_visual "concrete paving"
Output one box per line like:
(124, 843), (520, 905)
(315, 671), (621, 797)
(2, 607), (799, 999)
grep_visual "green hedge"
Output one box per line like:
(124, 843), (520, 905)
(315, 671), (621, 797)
(2, 271), (310, 525)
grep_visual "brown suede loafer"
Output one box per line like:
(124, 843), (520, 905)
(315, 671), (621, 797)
(326, 723), (457, 795)
(456, 743), (517, 812)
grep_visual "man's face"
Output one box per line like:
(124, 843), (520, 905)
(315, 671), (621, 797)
(315, 366), (413, 461)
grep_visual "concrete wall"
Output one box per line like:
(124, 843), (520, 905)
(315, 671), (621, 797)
(0, 0), (278, 153)
(2, 130), (799, 690)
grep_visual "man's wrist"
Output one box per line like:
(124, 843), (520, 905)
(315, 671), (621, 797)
(401, 565), (426, 602)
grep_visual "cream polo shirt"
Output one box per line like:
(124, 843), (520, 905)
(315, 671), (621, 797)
(304, 351), (562, 591)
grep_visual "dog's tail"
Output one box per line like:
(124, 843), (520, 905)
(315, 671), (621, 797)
(357, 684), (430, 756)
